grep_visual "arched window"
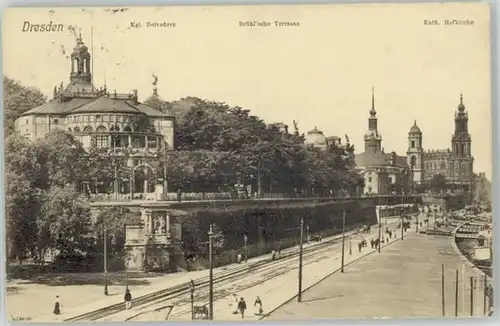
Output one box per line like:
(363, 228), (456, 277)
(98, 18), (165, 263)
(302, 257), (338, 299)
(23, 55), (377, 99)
(440, 161), (446, 169)
(411, 140), (415, 148)
(96, 126), (107, 132)
(110, 125), (120, 132)
(74, 127), (81, 132)
(410, 155), (417, 167)
(461, 144), (465, 155)
(123, 125), (132, 132)
(83, 126), (93, 132)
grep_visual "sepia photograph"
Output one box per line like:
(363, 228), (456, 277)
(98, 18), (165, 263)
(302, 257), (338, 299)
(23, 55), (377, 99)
(1, 3), (493, 322)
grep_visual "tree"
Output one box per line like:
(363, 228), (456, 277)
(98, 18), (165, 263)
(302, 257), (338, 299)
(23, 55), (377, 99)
(4, 134), (43, 261)
(430, 174), (447, 193)
(36, 186), (92, 261)
(3, 76), (46, 135)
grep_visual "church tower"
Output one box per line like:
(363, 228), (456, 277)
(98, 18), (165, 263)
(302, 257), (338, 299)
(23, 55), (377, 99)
(450, 94), (474, 188)
(407, 120), (424, 184)
(364, 88), (383, 153)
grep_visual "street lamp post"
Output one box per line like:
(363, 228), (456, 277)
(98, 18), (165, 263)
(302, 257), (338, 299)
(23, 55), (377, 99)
(208, 224), (214, 320)
(297, 216), (304, 302)
(188, 279), (195, 320)
(243, 234), (248, 263)
(104, 228), (109, 295)
(341, 210), (346, 272)
(349, 235), (352, 255)
(306, 224), (310, 243)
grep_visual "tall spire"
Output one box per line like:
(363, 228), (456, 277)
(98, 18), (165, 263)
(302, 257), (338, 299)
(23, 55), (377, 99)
(370, 87), (376, 117)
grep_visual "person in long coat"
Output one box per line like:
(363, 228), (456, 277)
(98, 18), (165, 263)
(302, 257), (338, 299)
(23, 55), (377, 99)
(53, 295), (61, 315)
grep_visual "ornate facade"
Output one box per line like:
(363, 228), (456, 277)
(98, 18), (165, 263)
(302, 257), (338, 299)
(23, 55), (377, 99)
(14, 35), (175, 199)
(407, 94), (474, 191)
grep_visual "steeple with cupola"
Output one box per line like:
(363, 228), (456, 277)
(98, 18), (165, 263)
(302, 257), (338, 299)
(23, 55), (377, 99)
(451, 94), (472, 157)
(364, 87), (383, 153)
(407, 120), (423, 184)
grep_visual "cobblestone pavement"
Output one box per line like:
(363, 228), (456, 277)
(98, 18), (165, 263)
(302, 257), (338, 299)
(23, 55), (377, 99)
(103, 220), (405, 321)
(265, 232), (488, 320)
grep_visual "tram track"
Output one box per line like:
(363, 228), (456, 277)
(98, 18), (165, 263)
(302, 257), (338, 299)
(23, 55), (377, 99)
(126, 240), (344, 321)
(66, 228), (362, 322)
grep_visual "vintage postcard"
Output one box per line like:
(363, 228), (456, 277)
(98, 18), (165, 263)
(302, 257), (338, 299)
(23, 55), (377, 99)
(2, 2), (493, 322)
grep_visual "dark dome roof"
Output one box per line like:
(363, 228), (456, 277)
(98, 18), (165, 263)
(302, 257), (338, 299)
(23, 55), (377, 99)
(409, 120), (421, 134)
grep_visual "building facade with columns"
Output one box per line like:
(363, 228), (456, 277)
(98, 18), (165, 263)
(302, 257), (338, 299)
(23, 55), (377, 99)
(14, 35), (175, 198)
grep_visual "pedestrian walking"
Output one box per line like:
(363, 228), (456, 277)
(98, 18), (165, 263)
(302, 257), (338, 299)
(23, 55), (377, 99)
(358, 242), (362, 252)
(254, 296), (263, 315)
(386, 237), (389, 243)
(177, 188), (182, 202)
(232, 294), (239, 314)
(271, 250), (276, 261)
(124, 288), (132, 310)
(53, 295), (61, 316)
(238, 297), (247, 319)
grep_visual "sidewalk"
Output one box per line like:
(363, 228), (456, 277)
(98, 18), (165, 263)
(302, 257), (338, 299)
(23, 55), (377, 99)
(25, 220), (376, 322)
(265, 231), (487, 319)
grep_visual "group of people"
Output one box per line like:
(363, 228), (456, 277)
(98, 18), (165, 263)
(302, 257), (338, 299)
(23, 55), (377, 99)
(230, 294), (264, 319)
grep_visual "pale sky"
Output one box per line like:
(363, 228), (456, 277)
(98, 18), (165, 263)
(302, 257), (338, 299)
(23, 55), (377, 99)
(2, 3), (492, 178)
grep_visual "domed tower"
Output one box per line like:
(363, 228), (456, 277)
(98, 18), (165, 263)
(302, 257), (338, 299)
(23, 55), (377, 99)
(407, 120), (423, 185)
(305, 126), (327, 149)
(70, 32), (92, 84)
(364, 88), (382, 153)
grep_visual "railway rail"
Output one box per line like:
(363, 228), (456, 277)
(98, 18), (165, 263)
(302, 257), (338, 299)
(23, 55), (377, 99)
(66, 226), (370, 322)
(126, 235), (351, 321)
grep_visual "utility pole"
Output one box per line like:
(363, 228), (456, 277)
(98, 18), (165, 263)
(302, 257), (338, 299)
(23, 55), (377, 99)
(189, 279), (195, 320)
(163, 141), (168, 199)
(297, 217), (304, 302)
(104, 228), (108, 296)
(470, 276), (474, 316)
(442, 264), (446, 317)
(341, 210), (346, 272)
(401, 214), (404, 241)
(416, 213), (419, 233)
(455, 269), (459, 317)
(378, 213), (381, 253)
(208, 224), (214, 320)
(243, 234), (248, 263)
(483, 275), (487, 315)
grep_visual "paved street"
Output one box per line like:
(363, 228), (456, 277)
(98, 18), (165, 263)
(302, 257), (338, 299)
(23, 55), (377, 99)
(265, 232), (488, 320)
(13, 219), (385, 322)
(103, 219), (405, 321)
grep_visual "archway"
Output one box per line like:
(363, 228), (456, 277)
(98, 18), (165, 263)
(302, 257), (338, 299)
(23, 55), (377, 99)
(132, 163), (156, 196)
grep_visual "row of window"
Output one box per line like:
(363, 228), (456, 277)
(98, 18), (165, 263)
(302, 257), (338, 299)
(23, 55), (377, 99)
(68, 125), (155, 133)
(66, 114), (144, 124)
(92, 135), (159, 149)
